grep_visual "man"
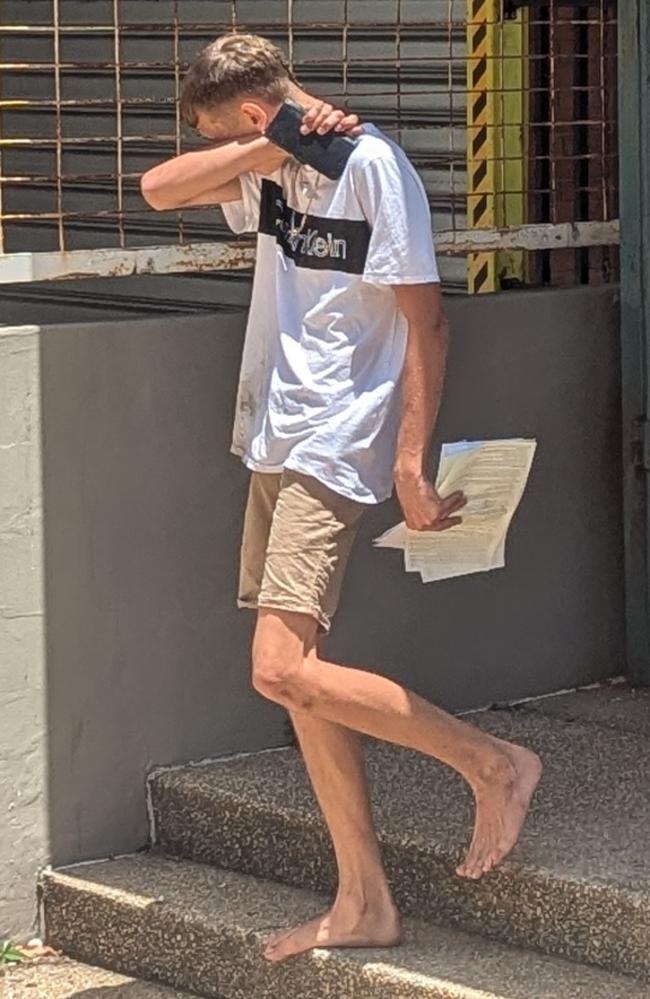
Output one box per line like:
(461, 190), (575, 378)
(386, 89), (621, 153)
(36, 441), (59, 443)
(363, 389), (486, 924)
(141, 33), (542, 964)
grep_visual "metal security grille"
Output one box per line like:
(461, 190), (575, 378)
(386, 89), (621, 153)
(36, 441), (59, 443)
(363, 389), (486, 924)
(0, 0), (619, 292)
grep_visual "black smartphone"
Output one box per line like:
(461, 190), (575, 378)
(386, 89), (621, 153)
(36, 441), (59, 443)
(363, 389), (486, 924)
(264, 100), (359, 180)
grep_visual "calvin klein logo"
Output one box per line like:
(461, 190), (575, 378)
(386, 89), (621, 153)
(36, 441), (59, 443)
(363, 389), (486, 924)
(258, 180), (370, 274)
(275, 205), (348, 260)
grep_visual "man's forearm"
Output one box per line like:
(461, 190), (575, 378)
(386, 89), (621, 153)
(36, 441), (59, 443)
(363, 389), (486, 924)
(140, 134), (272, 210)
(394, 317), (449, 482)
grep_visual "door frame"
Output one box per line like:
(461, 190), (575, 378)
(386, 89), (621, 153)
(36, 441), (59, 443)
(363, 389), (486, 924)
(619, 0), (650, 684)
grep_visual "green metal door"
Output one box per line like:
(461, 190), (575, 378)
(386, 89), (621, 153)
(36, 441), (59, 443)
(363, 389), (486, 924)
(620, 1), (650, 684)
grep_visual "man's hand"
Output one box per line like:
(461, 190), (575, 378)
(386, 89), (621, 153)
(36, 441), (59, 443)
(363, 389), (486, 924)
(395, 471), (466, 532)
(299, 100), (362, 137)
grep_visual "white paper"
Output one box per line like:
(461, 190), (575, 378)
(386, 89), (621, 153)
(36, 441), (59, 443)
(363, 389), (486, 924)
(373, 521), (408, 550)
(374, 438), (536, 583)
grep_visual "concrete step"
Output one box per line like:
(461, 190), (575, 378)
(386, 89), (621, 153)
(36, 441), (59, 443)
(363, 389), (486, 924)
(2, 954), (194, 998)
(40, 854), (646, 999)
(148, 687), (650, 981)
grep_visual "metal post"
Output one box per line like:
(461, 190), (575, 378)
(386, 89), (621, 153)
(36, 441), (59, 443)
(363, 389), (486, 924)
(619, 0), (650, 684)
(498, 6), (527, 287)
(467, 0), (500, 293)
(467, 0), (527, 294)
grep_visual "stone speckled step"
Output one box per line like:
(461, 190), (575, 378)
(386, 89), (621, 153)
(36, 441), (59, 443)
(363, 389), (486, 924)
(148, 696), (650, 981)
(40, 854), (646, 999)
(2, 955), (195, 999)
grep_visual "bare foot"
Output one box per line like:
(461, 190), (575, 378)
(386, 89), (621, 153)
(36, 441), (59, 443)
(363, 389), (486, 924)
(263, 895), (402, 963)
(457, 743), (542, 879)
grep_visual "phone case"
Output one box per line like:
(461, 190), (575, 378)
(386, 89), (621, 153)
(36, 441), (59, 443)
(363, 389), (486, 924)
(265, 100), (359, 180)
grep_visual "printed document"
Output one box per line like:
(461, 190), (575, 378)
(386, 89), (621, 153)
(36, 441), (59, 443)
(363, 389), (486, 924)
(374, 439), (536, 582)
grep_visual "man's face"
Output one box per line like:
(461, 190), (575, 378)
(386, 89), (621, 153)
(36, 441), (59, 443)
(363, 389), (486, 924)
(193, 105), (248, 142)
(193, 98), (279, 143)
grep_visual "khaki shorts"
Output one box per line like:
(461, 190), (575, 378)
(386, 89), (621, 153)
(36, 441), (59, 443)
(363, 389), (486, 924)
(238, 469), (365, 632)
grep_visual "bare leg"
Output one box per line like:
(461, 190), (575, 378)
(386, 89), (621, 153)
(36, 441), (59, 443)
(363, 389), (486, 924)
(254, 610), (542, 887)
(264, 709), (400, 962)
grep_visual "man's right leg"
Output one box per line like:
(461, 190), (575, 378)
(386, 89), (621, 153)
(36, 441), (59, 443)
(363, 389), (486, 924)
(271, 707), (400, 957)
(240, 470), (399, 960)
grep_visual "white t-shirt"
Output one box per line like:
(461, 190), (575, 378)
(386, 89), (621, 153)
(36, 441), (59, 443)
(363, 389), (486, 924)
(222, 122), (440, 504)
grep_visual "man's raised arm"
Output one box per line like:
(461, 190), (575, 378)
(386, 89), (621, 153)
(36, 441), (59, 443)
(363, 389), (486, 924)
(139, 134), (277, 211)
(140, 98), (361, 212)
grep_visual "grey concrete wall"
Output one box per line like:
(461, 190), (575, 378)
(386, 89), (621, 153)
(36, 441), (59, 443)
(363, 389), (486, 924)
(0, 273), (252, 326)
(331, 286), (625, 699)
(0, 285), (623, 935)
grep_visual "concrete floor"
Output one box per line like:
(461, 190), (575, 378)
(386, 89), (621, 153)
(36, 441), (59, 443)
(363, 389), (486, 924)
(1, 956), (194, 999)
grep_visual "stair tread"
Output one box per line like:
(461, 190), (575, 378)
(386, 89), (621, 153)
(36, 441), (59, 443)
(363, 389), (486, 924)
(2, 954), (195, 999)
(42, 854), (647, 999)
(152, 703), (649, 892)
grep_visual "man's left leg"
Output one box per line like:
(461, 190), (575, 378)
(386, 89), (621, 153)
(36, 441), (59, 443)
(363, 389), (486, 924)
(252, 608), (541, 899)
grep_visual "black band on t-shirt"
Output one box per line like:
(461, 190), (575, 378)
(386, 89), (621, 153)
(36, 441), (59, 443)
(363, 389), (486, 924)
(258, 180), (371, 275)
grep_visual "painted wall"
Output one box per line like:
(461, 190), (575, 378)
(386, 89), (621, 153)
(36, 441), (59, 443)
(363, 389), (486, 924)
(0, 285), (623, 935)
(0, 326), (48, 938)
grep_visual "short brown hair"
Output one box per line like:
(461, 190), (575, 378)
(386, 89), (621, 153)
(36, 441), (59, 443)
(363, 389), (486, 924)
(180, 33), (296, 127)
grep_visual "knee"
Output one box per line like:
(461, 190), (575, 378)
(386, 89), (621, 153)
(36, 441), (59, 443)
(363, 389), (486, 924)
(251, 647), (312, 709)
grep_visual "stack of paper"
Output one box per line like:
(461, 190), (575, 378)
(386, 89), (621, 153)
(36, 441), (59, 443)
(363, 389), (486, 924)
(374, 438), (536, 582)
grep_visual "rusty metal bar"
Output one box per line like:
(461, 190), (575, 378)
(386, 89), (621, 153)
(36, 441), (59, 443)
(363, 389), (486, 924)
(173, 1), (184, 246)
(113, 0), (125, 248)
(549, 1), (578, 285)
(0, 221), (620, 285)
(0, 17), (615, 33)
(52, 0), (64, 251)
(287, 0), (295, 73)
(0, 84), (615, 105)
(0, 54), (600, 68)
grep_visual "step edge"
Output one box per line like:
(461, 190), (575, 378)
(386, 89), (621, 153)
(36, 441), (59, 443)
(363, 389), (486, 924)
(149, 784), (648, 903)
(39, 867), (516, 999)
(145, 744), (291, 848)
(39, 857), (646, 992)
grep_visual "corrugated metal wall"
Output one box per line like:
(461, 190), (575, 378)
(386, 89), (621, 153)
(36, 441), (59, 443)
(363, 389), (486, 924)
(0, 0), (468, 306)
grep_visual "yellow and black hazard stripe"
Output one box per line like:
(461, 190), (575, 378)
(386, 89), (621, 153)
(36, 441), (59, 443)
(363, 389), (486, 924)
(466, 0), (527, 294)
(467, 0), (499, 294)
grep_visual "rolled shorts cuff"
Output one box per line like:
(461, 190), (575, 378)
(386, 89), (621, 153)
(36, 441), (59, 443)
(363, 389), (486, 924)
(236, 598), (259, 611)
(238, 595), (331, 633)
